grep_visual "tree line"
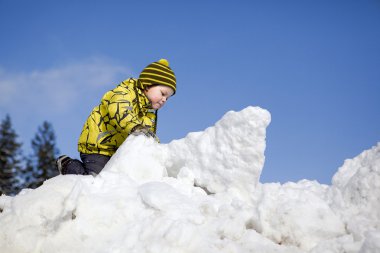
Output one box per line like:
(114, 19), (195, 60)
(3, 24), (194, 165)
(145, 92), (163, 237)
(0, 114), (59, 196)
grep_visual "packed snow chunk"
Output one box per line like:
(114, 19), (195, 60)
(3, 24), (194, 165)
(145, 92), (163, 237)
(254, 180), (346, 251)
(138, 181), (204, 224)
(309, 234), (362, 253)
(329, 142), (380, 240)
(0, 175), (94, 253)
(359, 230), (380, 253)
(102, 135), (167, 182)
(164, 106), (271, 200)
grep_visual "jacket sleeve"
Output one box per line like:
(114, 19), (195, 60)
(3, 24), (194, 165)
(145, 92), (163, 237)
(106, 91), (142, 135)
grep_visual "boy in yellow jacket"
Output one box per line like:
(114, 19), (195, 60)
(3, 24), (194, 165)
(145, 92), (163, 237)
(56, 59), (176, 176)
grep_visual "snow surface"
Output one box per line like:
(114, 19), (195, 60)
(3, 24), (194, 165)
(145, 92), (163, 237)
(0, 106), (379, 253)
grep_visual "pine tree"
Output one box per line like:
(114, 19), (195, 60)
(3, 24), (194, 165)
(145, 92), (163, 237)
(22, 156), (37, 189)
(0, 114), (23, 196)
(26, 121), (59, 188)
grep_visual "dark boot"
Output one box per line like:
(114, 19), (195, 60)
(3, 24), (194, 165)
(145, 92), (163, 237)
(56, 155), (71, 174)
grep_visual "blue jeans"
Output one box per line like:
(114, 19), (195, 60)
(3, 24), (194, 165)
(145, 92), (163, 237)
(63, 153), (111, 176)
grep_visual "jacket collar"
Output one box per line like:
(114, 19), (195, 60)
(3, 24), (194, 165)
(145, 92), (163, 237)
(125, 78), (156, 112)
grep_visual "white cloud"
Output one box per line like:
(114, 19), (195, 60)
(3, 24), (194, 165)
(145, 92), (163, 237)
(0, 69), (20, 106)
(0, 57), (131, 114)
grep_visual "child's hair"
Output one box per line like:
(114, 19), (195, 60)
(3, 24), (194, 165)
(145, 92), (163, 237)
(139, 59), (176, 94)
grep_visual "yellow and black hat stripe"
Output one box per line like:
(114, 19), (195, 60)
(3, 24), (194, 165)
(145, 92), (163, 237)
(139, 59), (176, 93)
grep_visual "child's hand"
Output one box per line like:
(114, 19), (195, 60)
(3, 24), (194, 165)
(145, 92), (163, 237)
(131, 125), (159, 142)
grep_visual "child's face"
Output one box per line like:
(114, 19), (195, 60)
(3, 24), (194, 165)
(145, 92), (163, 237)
(144, 85), (174, 110)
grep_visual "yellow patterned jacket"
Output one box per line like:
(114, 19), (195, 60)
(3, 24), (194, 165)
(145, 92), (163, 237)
(78, 78), (157, 156)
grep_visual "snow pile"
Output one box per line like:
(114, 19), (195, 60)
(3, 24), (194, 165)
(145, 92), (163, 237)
(327, 143), (380, 251)
(0, 106), (379, 253)
(252, 181), (346, 251)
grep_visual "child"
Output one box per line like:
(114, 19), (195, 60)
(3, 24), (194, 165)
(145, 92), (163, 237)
(56, 59), (176, 176)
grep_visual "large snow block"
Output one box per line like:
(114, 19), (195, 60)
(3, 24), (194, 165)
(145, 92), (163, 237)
(163, 106), (271, 200)
(329, 142), (380, 240)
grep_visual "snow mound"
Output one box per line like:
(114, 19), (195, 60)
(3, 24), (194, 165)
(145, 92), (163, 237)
(329, 143), (380, 242)
(0, 106), (379, 253)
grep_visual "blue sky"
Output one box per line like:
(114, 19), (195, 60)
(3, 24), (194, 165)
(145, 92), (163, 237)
(1, 0), (379, 184)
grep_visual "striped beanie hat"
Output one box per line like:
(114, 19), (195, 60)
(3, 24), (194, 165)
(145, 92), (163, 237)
(139, 59), (176, 93)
